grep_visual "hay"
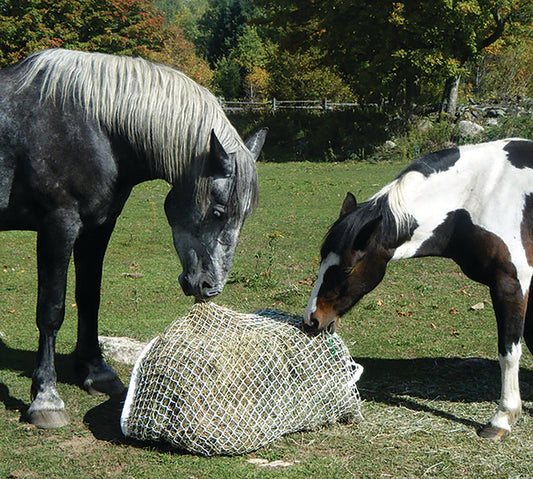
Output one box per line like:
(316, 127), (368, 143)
(120, 302), (363, 456)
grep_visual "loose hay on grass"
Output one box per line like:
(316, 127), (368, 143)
(120, 302), (363, 456)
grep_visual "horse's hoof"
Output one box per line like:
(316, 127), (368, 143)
(27, 409), (70, 429)
(477, 423), (509, 440)
(84, 376), (125, 397)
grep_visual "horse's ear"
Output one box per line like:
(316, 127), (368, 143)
(353, 215), (382, 251)
(245, 128), (268, 161)
(209, 130), (234, 177)
(340, 192), (358, 216)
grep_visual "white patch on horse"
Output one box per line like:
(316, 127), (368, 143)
(304, 252), (340, 323)
(489, 342), (522, 431)
(387, 139), (533, 295)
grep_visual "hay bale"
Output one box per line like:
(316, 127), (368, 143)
(120, 303), (362, 456)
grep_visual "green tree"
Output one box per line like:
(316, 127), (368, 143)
(196, 0), (260, 66)
(213, 55), (242, 98)
(266, 46), (353, 101)
(257, 0), (531, 108)
(0, 0), (213, 86)
(0, 0), (169, 65)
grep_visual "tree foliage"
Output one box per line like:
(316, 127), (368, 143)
(1, 0), (531, 104)
(0, 0), (213, 86)
(0, 0), (164, 64)
(257, 0), (532, 104)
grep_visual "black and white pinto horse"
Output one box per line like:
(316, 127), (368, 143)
(304, 138), (533, 440)
(0, 49), (266, 428)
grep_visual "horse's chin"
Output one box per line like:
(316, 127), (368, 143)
(302, 315), (339, 336)
(326, 320), (337, 334)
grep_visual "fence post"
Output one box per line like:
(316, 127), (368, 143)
(272, 98), (277, 112)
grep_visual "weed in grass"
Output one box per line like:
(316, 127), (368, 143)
(229, 231), (284, 290)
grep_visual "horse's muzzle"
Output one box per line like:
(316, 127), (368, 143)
(179, 274), (222, 301)
(302, 314), (337, 335)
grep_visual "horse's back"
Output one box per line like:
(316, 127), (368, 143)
(402, 138), (533, 179)
(0, 59), (124, 231)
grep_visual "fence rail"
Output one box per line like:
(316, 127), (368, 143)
(219, 98), (374, 112)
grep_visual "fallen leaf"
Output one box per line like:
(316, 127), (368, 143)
(120, 272), (145, 279)
(470, 302), (485, 311)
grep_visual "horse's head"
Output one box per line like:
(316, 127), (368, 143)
(304, 193), (390, 334)
(165, 128), (266, 301)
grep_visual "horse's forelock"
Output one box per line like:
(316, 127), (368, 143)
(188, 146), (258, 220)
(322, 203), (376, 257)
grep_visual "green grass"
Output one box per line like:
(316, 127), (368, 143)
(1, 161), (533, 478)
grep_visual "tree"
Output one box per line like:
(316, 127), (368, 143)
(196, 0), (255, 66)
(257, 0), (532, 109)
(266, 47), (353, 101)
(0, 0), (163, 65)
(0, 0), (213, 86)
(474, 31), (533, 99)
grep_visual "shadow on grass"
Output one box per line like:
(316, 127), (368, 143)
(1, 337), (532, 444)
(355, 356), (533, 430)
(0, 338), (96, 419)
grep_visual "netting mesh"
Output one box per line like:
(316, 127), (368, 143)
(120, 302), (363, 456)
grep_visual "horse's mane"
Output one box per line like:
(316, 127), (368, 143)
(322, 173), (418, 255)
(370, 172), (418, 237)
(15, 49), (246, 184)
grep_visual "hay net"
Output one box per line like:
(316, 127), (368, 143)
(120, 302), (363, 456)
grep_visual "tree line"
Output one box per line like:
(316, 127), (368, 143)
(1, 0), (532, 113)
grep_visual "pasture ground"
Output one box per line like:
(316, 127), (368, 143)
(1, 161), (532, 478)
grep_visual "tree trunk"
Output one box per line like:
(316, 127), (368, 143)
(441, 75), (461, 117)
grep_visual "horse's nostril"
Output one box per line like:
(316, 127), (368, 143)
(303, 317), (320, 335)
(201, 281), (213, 291)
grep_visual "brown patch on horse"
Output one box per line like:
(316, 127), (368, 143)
(313, 296), (340, 330)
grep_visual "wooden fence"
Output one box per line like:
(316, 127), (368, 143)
(219, 98), (371, 112)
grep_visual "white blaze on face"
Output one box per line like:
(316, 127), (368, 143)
(304, 252), (340, 324)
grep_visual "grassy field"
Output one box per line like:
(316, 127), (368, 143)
(1, 160), (533, 479)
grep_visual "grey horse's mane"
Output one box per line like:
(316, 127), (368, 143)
(17, 48), (247, 184)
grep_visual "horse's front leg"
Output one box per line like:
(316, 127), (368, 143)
(27, 212), (81, 428)
(478, 271), (526, 440)
(73, 223), (125, 396)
